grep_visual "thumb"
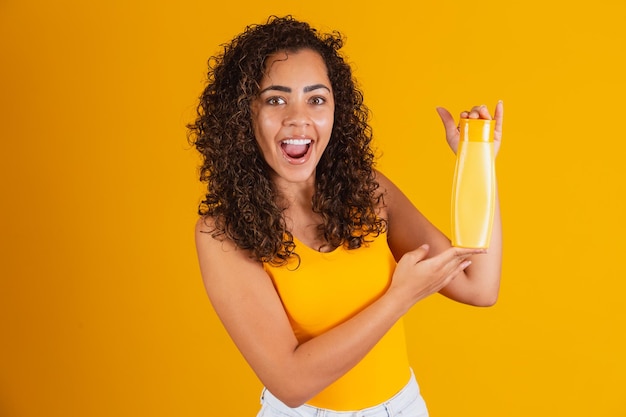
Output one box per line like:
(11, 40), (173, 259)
(435, 106), (457, 134)
(407, 244), (430, 265)
(436, 106), (461, 153)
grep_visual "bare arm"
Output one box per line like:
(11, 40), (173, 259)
(382, 102), (504, 306)
(381, 173), (501, 306)
(196, 217), (482, 407)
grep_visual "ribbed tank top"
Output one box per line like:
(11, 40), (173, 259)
(263, 232), (411, 410)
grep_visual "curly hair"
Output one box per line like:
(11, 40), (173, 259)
(188, 15), (386, 266)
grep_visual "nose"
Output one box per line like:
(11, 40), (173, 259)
(283, 102), (310, 127)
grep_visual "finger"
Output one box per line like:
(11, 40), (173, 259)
(405, 244), (431, 265)
(467, 106), (481, 119)
(479, 104), (492, 119)
(493, 100), (504, 139)
(447, 259), (473, 282)
(460, 260), (472, 270)
(431, 247), (481, 276)
(440, 247), (485, 271)
(467, 105), (491, 120)
(435, 107), (457, 133)
(444, 248), (482, 277)
(452, 247), (487, 258)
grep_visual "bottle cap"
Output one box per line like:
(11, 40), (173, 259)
(459, 118), (495, 142)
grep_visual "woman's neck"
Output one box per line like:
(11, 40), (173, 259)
(272, 175), (331, 251)
(272, 173), (316, 209)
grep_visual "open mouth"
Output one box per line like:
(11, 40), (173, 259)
(281, 138), (312, 161)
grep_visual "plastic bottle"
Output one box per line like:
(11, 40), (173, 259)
(451, 118), (496, 248)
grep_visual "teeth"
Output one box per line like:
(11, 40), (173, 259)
(282, 139), (311, 145)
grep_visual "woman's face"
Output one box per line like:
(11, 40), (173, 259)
(251, 49), (335, 186)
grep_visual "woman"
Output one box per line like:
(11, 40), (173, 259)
(189, 16), (503, 417)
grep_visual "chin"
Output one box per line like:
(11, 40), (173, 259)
(272, 164), (317, 185)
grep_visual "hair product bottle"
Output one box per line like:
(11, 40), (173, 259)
(451, 118), (496, 248)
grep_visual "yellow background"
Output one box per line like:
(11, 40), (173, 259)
(1, 1), (624, 416)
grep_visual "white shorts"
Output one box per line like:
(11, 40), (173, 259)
(256, 370), (429, 417)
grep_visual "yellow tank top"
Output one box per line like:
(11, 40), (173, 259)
(263, 232), (411, 410)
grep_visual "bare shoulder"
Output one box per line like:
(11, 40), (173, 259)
(195, 215), (224, 248)
(373, 170), (398, 221)
(194, 215), (221, 241)
(373, 169), (394, 192)
(194, 215), (267, 293)
(373, 170), (410, 221)
(195, 215), (245, 257)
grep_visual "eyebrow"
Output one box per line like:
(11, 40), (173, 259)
(259, 84), (331, 94)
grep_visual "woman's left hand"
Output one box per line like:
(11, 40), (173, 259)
(436, 101), (504, 156)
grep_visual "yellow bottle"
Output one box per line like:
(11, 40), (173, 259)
(451, 118), (496, 248)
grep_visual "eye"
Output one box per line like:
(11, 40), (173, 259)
(266, 96), (286, 105)
(309, 96), (326, 105)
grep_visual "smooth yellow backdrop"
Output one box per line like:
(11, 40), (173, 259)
(1, 1), (624, 416)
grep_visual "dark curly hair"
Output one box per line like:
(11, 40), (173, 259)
(188, 15), (386, 266)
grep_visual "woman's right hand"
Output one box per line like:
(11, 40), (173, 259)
(387, 244), (486, 311)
